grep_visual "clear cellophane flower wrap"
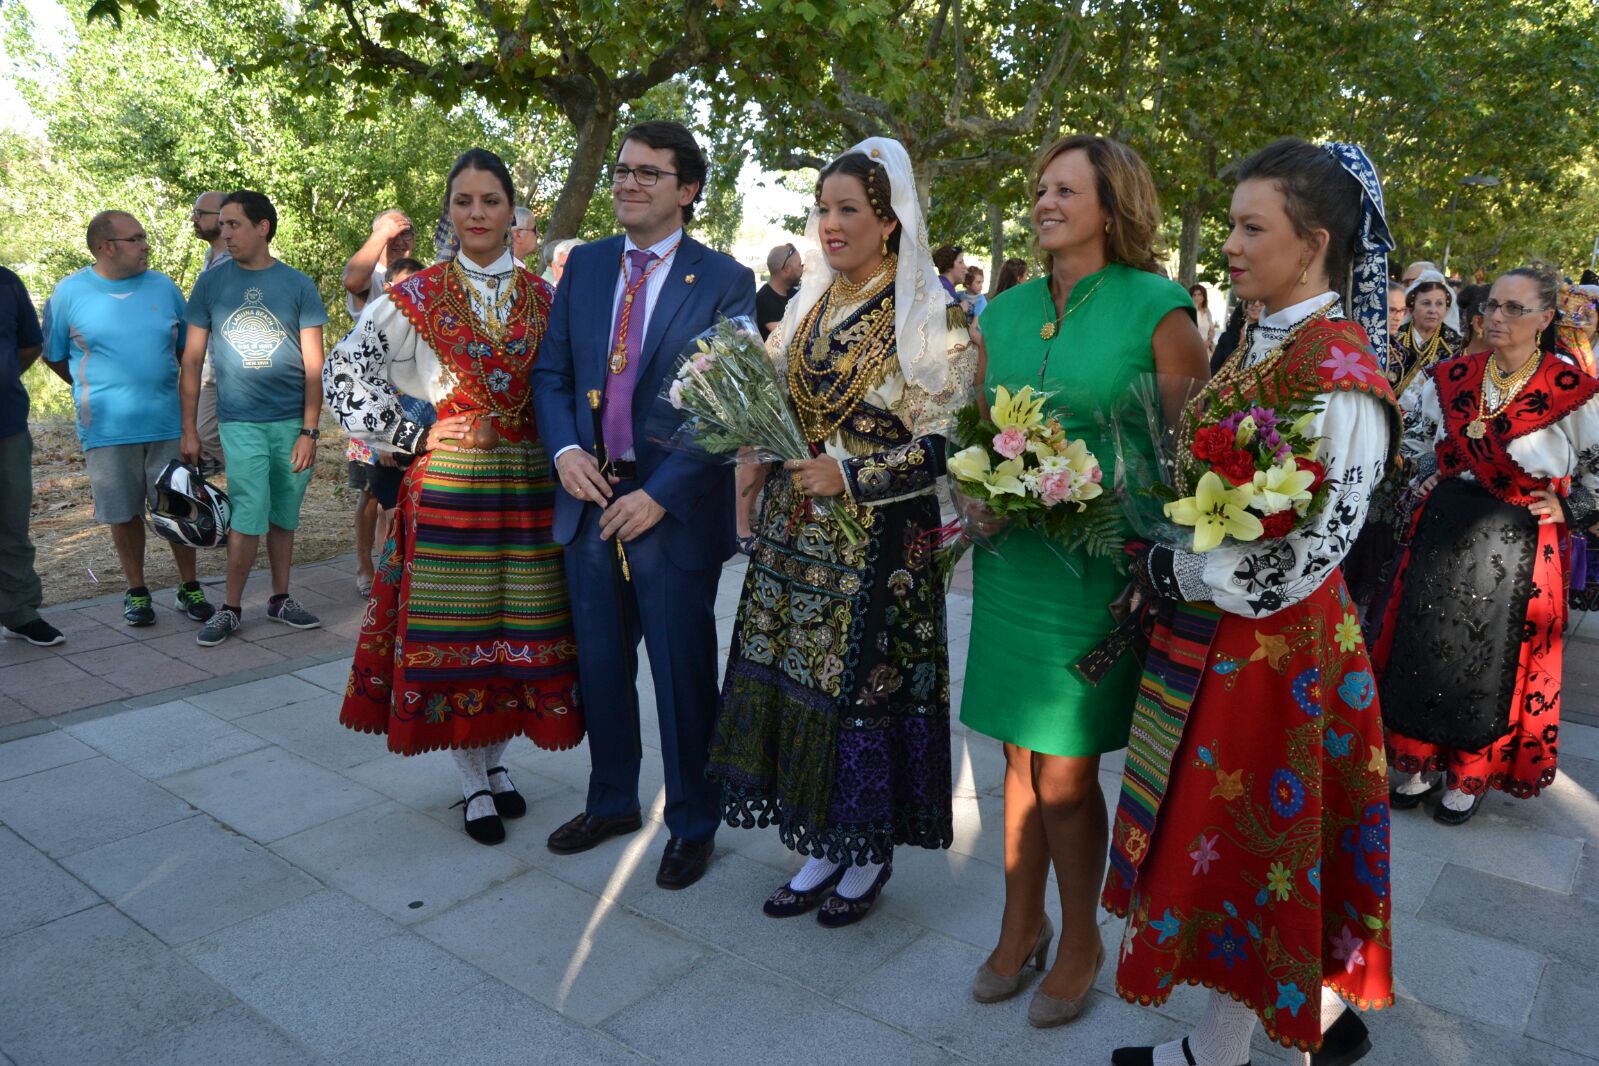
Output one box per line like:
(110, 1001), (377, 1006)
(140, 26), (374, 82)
(645, 314), (866, 543)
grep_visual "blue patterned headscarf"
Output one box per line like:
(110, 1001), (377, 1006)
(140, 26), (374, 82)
(1321, 143), (1394, 372)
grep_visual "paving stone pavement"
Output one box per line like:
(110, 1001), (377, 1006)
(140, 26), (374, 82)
(2, 553), (1598, 1065)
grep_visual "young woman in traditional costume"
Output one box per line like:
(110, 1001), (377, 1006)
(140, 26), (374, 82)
(1344, 270), (1461, 624)
(323, 148), (583, 845)
(1105, 139), (1397, 1066)
(1379, 262), (1599, 825)
(705, 137), (973, 926)
(959, 135), (1209, 1027)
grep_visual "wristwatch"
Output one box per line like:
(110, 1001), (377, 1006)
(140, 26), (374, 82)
(299, 428), (321, 440)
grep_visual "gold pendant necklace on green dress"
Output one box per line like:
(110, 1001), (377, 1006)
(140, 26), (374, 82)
(1037, 273), (1109, 379)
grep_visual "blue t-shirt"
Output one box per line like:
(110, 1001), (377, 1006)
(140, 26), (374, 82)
(0, 266), (43, 439)
(187, 260), (328, 424)
(42, 266), (186, 450)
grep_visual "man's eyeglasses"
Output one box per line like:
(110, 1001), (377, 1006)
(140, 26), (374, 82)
(610, 164), (678, 187)
(107, 235), (149, 245)
(779, 246), (798, 269)
(1482, 299), (1549, 319)
(192, 209), (219, 218)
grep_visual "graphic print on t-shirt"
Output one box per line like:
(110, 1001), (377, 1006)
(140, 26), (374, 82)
(221, 287), (289, 369)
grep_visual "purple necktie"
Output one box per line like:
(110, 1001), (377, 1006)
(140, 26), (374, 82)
(603, 249), (656, 458)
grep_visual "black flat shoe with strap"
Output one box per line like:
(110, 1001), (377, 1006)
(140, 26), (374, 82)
(453, 790), (506, 845)
(1312, 1008), (1371, 1066)
(486, 766), (527, 818)
(1432, 791), (1485, 826)
(763, 864), (847, 918)
(1111, 1038), (1251, 1065)
(816, 861), (892, 928)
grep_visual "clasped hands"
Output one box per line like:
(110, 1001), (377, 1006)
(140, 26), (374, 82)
(555, 448), (665, 542)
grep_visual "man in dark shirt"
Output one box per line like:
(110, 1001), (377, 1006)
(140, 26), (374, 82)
(755, 242), (803, 339)
(0, 266), (62, 647)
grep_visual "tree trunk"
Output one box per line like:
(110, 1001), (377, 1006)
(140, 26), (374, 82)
(1177, 200), (1203, 287)
(987, 199), (1004, 290)
(544, 101), (619, 242)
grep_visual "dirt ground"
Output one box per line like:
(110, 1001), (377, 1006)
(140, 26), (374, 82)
(26, 419), (368, 607)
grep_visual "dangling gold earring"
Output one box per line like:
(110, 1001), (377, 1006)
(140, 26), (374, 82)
(880, 232), (889, 257)
(1299, 264), (1309, 286)
(1104, 219), (1112, 234)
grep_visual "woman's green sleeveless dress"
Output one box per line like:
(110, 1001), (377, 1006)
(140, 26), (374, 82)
(960, 263), (1192, 756)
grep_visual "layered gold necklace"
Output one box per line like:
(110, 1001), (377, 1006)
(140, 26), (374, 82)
(445, 259), (522, 345)
(1467, 348), (1541, 439)
(789, 258), (897, 443)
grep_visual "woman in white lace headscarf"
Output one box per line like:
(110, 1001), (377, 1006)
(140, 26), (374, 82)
(705, 137), (974, 927)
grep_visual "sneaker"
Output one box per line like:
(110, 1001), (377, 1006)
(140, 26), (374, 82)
(123, 589), (155, 627)
(3, 618), (65, 647)
(196, 607), (241, 647)
(174, 582), (216, 623)
(267, 596), (320, 630)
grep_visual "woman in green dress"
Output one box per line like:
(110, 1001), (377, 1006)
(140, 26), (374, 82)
(961, 134), (1210, 1026)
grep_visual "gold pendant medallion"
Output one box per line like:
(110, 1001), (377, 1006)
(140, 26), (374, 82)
(1466, 419), (1486, 440)
(1040, 322), (1057, 340)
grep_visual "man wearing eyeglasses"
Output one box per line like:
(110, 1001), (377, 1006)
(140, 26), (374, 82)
(190, 190), (229, 474)
(533, 118), (756, 890)
(756, 243), (803, 340)
(511, 206), (541, 267)
(41, 211), (215, 628)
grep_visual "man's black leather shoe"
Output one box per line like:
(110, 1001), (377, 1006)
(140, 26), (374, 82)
(656, 837), (714, 889)
(545, 811), (643, 854)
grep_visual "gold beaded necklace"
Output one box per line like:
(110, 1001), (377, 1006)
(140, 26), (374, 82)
(1467, 347), (1542, 439)
(446, 259), (520, 345)
(789, 264), (898, 443)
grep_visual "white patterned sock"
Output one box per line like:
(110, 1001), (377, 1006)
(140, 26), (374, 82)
(1393, 771), (1435, 796)
(451, 748), (495, 820)
(1441, 786), (1476, 812)
(483, 739), (513, 793)
(837, 860), (885, 899)
(789, 856), (841, 892)
(1321, 988), (1348, 1033)
(1153, 990), (1256, 1065)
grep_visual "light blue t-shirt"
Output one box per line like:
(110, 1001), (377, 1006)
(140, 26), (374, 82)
(186, 259), (328, 424)
(42, 266), (186, 450)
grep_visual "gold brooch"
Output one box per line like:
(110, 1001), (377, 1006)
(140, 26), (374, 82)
(685, 274), (696, 284)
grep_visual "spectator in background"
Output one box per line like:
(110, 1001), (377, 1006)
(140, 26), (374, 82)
(1455, 283), (1492, 356)
(511, 207), (540, 268)
(1400, 259), (1439, 286)
(0, 266), (62, 647)
(755, 242), (803, 339)
(190, 190), (229, 474)
(347, 254), (429, 597)
(993, 257), (1028, 295)
(933, 244), (967, 303)
(181, 190), (327, 647)
(1387, 277), (1407, 341)
(1209, 297), (1263, 373)
(540, 237), (584, 288)
(342, 209), (414, 316)
(1187, 281), (1215, 351)
(42, 211), (214, 629)
(963, 265), (988, 319)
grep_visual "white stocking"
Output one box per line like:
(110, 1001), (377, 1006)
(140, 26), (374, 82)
(1321, 988), (1347, 1033)
(837, 859), (885, 899)
(1152, 990), (1257, 1066)
(1392, 771), (1436, 796)
(789, 856), (840, 892)
(451, 747), (495, 820)
(483, 739), (514, 793)
(1441, 786), (1476, 812)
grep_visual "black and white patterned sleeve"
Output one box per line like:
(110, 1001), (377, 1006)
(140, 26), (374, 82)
(1559, 395), (1599, 529)
(322, 300), (427, 454)
(1167, 389), (1392, 618)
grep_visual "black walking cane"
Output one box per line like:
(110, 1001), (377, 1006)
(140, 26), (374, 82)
(587, 389), (642, 760)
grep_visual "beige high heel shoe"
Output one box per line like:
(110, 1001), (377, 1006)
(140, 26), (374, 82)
(972, 915), (1054, 1003)
(1026, 941), (1104, 1027)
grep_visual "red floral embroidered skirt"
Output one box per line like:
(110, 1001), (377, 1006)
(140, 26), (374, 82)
(1102, 574), (1394, 1051)
(339, 442), (583, 755)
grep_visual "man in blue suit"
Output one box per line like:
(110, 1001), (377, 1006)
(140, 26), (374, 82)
(532, 120), (755, 889)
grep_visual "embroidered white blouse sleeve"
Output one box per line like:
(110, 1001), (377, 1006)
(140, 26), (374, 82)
(1170, 388), (1393, 617)
(322, 294), (446, 453)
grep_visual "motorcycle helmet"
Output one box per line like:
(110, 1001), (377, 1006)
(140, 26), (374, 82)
(148, 460), (231, 549)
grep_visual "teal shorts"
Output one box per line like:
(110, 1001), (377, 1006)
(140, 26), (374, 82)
(217, 419), (313, 536)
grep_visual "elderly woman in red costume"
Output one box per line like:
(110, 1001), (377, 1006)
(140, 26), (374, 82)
(1379, 262), (1599, 825)
(1105, 139), (1397, 1066)
(323, 148), (583, 846)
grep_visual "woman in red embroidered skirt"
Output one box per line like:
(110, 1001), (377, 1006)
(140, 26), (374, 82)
(1378, 263), (1599, 826)
(1104, 140), (1398, 1066)
(323, 149), (582, 845)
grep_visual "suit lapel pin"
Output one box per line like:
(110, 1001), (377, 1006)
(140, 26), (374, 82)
(684, 274), (696, 285)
